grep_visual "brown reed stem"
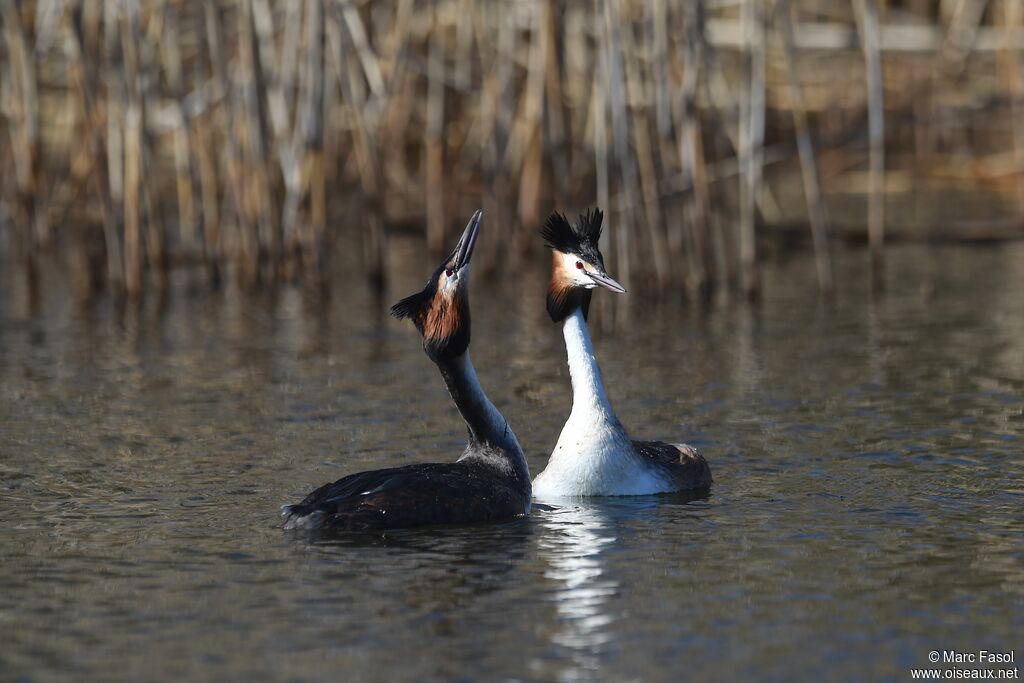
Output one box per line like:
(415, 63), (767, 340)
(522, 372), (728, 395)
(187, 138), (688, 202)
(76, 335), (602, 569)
(998, 0), (1024, 215)
(679, 0), (714, 296)
(603, 0), (638, 289)
(739, 0), (764, 299)
(855, 0), (886, 269)
(780, 0), (833, 295)
(621, 4), (670, 288)
(1, 0), (43, 253)
(425, 2), (445, 256)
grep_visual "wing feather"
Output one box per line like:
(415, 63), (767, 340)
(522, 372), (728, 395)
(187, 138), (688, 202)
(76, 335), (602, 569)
(283, 462), (528, 531)
(631, 440), (712, 490)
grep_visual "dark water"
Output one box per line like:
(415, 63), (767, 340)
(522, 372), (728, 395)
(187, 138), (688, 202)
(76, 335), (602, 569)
(1, 243), (1022, 682)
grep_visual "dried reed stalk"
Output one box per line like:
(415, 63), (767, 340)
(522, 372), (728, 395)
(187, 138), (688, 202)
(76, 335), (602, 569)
(854, 0), (886, 267)
(739, 0), (764, 298)
(780, 0), (833, 295)
(2, 0), (1022, 304)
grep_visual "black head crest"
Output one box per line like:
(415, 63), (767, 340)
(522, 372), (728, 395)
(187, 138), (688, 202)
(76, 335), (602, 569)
(389, 270), (440, 328)
(540, 209), (605, 269)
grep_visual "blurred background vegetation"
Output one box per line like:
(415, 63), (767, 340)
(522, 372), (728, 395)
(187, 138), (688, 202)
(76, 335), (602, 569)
(2, 0), (1024, 303)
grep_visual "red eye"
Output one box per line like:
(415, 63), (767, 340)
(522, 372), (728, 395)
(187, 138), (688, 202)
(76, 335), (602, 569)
(445, 268), (454, 277)
(575, 261), (584, 270)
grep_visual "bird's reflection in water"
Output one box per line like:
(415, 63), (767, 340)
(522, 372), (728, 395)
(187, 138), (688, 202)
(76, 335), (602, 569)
(537, 503), (618, 680)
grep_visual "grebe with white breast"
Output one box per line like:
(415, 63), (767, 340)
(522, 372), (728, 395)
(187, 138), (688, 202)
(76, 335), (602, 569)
(531, 209), (711, 498)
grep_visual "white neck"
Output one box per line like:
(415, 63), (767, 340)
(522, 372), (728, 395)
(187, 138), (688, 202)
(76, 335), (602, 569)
(562, 307), (615, 419)
(532, 305), (638, 497)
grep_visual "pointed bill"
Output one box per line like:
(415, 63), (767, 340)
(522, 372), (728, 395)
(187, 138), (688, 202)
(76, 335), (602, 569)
(587, 270), (626, 293)
(453, 210), (482, 270)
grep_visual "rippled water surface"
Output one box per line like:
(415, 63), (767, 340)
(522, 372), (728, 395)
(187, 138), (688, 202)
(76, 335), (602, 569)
(2, 243), (1022, 682)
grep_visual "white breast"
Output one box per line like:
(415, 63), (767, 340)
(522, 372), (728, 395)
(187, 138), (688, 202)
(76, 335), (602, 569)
(533, 416), (673, 498)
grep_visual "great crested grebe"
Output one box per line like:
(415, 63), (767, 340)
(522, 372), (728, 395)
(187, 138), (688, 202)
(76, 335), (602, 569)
(282, 211), (531, 530)
(531, 209), (711, 497)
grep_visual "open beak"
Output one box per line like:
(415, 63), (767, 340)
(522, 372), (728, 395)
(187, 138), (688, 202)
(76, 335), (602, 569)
(452, 210), (482, 271)
(587, 270), (626, 293)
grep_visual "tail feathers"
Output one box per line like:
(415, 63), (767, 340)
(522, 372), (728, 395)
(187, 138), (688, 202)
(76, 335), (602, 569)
(281, 503), (321, 529)
(673, 443), (712, 486)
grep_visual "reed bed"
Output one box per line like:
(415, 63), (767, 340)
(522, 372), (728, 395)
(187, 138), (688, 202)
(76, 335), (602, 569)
(2, 0), (1024, 301)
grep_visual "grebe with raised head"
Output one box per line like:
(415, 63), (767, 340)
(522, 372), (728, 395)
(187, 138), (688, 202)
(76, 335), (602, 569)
(282, 211), (531, 530)
(531, 209), (711, 498)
